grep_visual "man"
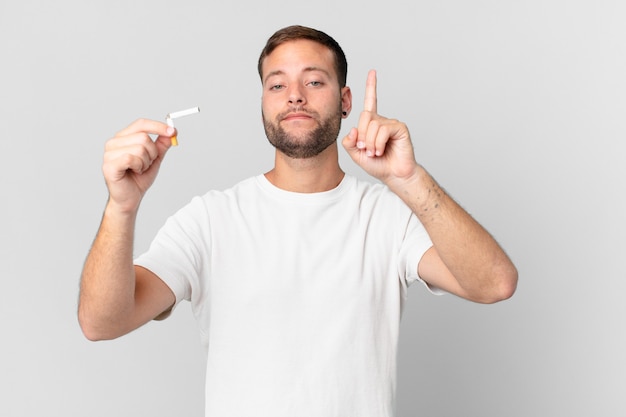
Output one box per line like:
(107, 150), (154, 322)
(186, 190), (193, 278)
(79, 25), (517, 416)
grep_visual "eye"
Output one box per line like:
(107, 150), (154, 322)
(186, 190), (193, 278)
(270, 84), (285, 91)
(308, 80), (323, 87)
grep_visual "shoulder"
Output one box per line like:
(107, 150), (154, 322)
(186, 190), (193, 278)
(190, 175), (262, 206)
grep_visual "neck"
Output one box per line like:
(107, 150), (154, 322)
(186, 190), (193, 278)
(265, 142), (345, 193)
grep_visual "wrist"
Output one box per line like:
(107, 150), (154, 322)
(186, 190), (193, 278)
(104, 197), (140, 223)
(387, 165), (444, 215)
(385, 164), (427, 196)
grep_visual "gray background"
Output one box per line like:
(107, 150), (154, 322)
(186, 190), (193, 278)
(1, 0), (624, 416)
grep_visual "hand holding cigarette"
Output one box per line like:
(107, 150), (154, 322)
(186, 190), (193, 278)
(166, 106), (200, 146)
(101, 108), (200, 212)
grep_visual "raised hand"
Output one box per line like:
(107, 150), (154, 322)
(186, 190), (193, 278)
(102, 119), (176, 213)
(342, 70), (419, 184)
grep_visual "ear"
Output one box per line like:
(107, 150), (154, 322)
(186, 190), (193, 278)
(341, 86), (352, 118)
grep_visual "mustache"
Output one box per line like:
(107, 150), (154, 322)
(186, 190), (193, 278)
(278, 106), (319, 120)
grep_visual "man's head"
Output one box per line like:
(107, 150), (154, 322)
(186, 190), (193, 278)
(258, 26), (352, 159)
(258, 25), (348, 88)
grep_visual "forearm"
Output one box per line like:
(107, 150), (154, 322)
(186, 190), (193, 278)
(387, 166), (518, 302)
(78, 201), (139, 339)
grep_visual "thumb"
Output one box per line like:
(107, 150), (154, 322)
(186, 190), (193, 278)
(156, 127), (176, 154)
(342, 127), (359, 153)
(147, 132), (175, 172)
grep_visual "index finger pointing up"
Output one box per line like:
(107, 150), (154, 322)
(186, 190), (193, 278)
(363, 69), (378, 114)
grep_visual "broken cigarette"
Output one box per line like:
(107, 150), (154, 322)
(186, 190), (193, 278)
(166, 106), (200, 146)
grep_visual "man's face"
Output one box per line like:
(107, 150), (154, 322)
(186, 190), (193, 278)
(260, 39), (350, 159)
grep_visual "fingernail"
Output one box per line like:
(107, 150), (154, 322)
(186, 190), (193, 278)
(366, 150), (373, 157)
(357, 141), (365, 149)
(166, 126), (175, 135)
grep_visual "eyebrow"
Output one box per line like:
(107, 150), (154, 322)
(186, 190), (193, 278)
(263, 67), (332, 84)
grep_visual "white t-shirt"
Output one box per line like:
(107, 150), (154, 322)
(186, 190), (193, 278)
(135, 174), (434, 417)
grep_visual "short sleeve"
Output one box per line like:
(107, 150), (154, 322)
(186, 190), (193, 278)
(398, 213), (446, 296)
(134, 196), (210, 310)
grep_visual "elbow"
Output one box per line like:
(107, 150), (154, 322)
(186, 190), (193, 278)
(480, 262), (518, 304)
(79, 321), (121, 342)
(78, 318), (104, 342)
(499, 261), (519, 301)
(77, 307), (120, 342)
(80, 328), (106, 342)
(78, 311), (105, 342)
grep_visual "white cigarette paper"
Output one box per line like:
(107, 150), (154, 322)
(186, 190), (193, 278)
(165, 106), (200, 146)
(167, 106), (200, 119)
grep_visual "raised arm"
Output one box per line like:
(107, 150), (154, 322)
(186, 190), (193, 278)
(342, 70), (517, 303)
(78, 119), (177, 341)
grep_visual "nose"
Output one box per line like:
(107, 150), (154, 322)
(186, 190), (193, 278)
(288, 85), (306, 106)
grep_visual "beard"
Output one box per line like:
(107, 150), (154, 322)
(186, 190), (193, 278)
(263, 104), (342, 159)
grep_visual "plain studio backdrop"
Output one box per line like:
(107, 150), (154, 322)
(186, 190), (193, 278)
(1, 1), (624, 416)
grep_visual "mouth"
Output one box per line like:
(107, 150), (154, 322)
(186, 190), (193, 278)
(281, 112), (313, 122)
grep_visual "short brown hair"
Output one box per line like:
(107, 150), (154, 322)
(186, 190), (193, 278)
(257, 25), (348, 87)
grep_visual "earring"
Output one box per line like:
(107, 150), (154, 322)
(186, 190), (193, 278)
(342, 111), (347, 116)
